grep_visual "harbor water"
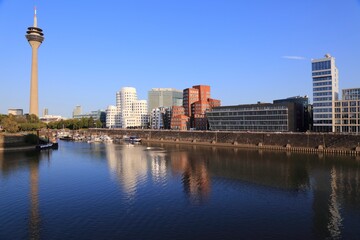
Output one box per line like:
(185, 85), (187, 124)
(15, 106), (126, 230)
(1, 141), (360, 239)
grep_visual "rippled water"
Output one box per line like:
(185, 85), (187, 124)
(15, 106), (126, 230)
(1, 141), (360, 239)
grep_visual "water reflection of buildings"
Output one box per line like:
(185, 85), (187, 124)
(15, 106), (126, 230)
(170, 151), (211, 204)
(106, 144), (148, 198)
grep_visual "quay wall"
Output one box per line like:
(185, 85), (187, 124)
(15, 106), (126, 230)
(0, 134), (26, 148)
(88, 129), (360, 155)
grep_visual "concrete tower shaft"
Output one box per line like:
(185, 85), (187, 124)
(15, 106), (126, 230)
(25, 7), (44, 116)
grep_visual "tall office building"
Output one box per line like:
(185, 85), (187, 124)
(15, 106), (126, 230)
(312, 54), (339, 132)
(72, 105), (82, 118)
(183, 88), (199, 117)
(43, 108), (48, 117)
(148, 88), (183, 113)
(26, 7), (44, 116)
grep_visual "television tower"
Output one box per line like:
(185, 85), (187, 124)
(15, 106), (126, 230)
(26, 7), (44, 116)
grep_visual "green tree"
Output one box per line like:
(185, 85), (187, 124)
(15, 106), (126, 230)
(1, 117), (19, 133)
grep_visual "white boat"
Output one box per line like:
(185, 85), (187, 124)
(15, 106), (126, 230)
(123, 135), (141, 143)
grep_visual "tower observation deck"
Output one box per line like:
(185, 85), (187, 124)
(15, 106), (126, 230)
(25, 7), (44, 116)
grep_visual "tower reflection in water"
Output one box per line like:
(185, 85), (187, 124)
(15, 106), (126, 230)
(0, 150), (51, 240)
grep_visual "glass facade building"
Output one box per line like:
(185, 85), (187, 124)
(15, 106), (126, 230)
(312, 54), (339, 132)
(148, 88), (183, 114)
(207, 103), (296, 132)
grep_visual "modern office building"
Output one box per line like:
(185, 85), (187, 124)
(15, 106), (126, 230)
(26, 8), (44, 116)
(273, 96), (311, 131)
(73, 110), (106, 126)
(150, 107), (168, 129)
(170, 106), (188, 130)
(148, 88), (183, 113)
(207, 102), (298, 132)
(334, 88), (360, 134)
(312, 54), (339, 132)
(106, 105), (118, 128)
(183, 87), (199, 117)
(72, 106), (82, 118)
(106, 87), (149, 128)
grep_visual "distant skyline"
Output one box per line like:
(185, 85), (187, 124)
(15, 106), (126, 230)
(1, 0), (360, 117)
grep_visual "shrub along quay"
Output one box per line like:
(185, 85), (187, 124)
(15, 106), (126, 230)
(86, 129), (360, 156)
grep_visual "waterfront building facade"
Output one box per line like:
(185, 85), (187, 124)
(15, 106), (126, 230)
(334, 88), (360, 134)
(207, 102), (297, 132)
(106, 87), (149, 128)
(106, 105), (118, 128)
(148, 88), (183, 114)
(170, 106), (188, 130)
(183, 85), (221, 130)
(183, 88), (199, 117)
(312, 54), (339, 132)
(273, 96), (311, 132)
(150, 107), (168, 129)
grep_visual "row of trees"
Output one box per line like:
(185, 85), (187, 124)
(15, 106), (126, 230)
(0, 114), (102, 133)
(47, 117), (102, 130)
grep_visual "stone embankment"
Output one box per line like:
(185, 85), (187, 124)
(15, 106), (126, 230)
(87, 129), (360, 156)
(0, 133), (37, 151)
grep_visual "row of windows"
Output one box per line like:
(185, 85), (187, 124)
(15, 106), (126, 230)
(314, 114), (332, 119)
(312, 61), (331, 71)
(335, 120), (360, 125)
(313, 102), (332, 107)
(335, 107), (359, 113)
(208, 110), (287, 116)
(335, 101), (360, 107)
(314, 92), (332, 97)
(312, 76), (332, 81)
(313, 108), (332, 113)
(312, 70), (331, 76)
(335, 113), (359, 119)
(314, 97), (332, 102)
(210, 121), (288, 126)
(335, 126), (360, 133)
(313, 120), (332, 124)
(313, 86), (332, 91)
(211, 126), (288, 131)
(208, 116), (287, 121)
(313, 81), (332, 87)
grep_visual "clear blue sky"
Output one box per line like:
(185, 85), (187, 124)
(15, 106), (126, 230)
(1, 0), (360, 117)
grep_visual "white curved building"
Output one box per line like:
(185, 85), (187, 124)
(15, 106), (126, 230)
(106, 87), (149, 128)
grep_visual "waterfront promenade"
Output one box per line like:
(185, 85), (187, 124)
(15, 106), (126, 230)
(86, 129), (360, 155)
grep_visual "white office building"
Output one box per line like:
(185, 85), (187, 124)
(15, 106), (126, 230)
(312, 54), (339, 132)
(150, 107), (167, 129)
(106, 87), (149, 128)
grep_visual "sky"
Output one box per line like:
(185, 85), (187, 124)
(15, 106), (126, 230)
(1, 0), (360, 117)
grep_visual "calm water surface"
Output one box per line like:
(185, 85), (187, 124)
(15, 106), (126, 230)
(1, 141), (360, 240)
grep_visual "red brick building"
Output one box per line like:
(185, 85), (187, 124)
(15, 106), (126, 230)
(182, 85), (221, 130)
